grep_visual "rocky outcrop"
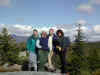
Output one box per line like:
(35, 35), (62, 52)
(0, 63), (22, 72)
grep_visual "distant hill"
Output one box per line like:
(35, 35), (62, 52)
(11, 34), (100, 44)
(11, 34), (28, 43)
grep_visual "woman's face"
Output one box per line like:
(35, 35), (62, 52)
(41, 32), (47, 38)
(58, 32), (62, 37)
(49, 29), (54, 35)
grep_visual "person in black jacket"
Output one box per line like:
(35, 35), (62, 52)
(54, 29), (71, 75)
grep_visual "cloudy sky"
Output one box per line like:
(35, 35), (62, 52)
(0, 0), (100, 42)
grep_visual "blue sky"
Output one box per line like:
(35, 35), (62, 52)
(0, 0), (100, 41)
(0, 0), (100, 25)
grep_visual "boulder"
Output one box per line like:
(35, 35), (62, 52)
(0, 63), (22, 72)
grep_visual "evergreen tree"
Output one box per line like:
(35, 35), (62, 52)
(74, 24), (85, 55)
(0, 28), (22, 65)
(67, 24), (91, 75)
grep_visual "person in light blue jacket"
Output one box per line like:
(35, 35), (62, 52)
(26, 29), (38, 71)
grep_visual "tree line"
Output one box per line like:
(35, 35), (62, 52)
(0, 28), (100, 75)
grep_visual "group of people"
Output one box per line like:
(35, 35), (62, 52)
(26, 28), (71, 75)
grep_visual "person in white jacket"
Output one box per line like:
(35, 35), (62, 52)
(48, 29), (56, 71)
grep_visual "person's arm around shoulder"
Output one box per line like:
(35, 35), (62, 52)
(36, 39), (42, 48)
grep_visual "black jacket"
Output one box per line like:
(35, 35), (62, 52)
(54, 36), (71, 52)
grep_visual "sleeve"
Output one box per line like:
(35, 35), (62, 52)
(36, 39), (42, 48)
(26, 38), (31, 51)
(53, 36), (59, 46)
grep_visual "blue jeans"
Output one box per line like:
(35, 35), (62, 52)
(29, 52), (37, 71)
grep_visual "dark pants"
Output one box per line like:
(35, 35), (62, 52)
(38, 49), (48, 71)
(58, 49), (68, 74)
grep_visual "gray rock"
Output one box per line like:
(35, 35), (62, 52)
(8, 64), (22, 71)
(2, 64), (22, 71)
(3, 63), (9, 69)
(19, 51), (27, 57)
(0, 71), (61, 75)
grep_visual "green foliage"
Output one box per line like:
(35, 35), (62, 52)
(0, 28), (100, 74)
(52, 53), (61, 69)
(93, 68), (100, 75)
(65, 24), (100, 75)
(66, 44), (91, 75)
(52, 24), (100, 75)
(64, 24), (100, 75)
(0, 28), (27, 65)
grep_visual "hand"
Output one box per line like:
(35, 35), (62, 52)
(59, 47), (62, 51)
(56, 46), (62, 52)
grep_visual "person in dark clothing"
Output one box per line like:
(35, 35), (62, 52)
(54, 29), (71, 75)
(36, 31), (49, 71)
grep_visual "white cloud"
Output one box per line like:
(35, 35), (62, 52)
(77, 0), (100, 14)
(0, 24), (6, 34)
(93, 25), (100, 33)
(0, 24), (67, 37)
(77, 4), (94, 14)
(76, 19), (87, 25)
(0, 24), (6, 30)
(0, 24), (100, 42)
(81, 26), (89, 32)
(0, 0), (12, 7)
(0, 24), (5, 27)
(10, 24), (33, 36)
(13, 24), (32, 31)
(90, 0), (100, 5)
(85, 25), (100, 42)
